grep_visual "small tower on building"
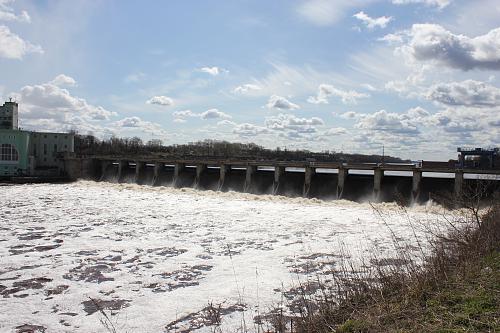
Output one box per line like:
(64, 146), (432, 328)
(0, 98), (19, 130)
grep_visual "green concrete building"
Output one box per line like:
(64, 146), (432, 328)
(0, 100), (74, 177)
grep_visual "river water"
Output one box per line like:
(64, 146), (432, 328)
(0, 181), (448, 332)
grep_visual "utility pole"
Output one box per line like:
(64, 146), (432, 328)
(382, 145), (385, 164)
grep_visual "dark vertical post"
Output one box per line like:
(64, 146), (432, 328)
(195, 164), (207, 189)
(373, 167), (383, 200)
(152, 162), (162, 186)
(218, 164), (229, 191)
(244, 165), (256, 193)
(303, 166), (315, 197)
(337, 167), (348, 199)
(273, 166), (284, 195)
(135, 161), (145, 184)
(174, 163), (185, 187)
(412, 170), (422, 202)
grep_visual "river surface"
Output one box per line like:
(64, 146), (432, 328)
(0, 181), (448, 332)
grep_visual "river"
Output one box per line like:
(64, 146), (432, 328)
(0, 181), (448, 332)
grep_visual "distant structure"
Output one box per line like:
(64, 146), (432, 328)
(0, 100), (74, 177)
(457, 147), (500, 169)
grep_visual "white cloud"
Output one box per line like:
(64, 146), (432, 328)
(113, 116), (166, 136)
(232, 123), (270, 137)
(0, 25), (42, 59)
(172, 108), (231, 121)
(308, 84), (369, 105)
(200, 66), (227, 76)
(0, 0), (30, 23)
(340, 111), (358, 119)
(353, 11), (392, 30)
(398, 24), (500, 71)
(265, 113), (324, 132)
(50, 74), (77, 87)
(392, 0), (451, 9)
(146, 95), (174, 106)
(13, 75), (117, 134)
(324, 127), (348, 135)
(233, 83), (262, 94)
(200, 108), (232, 120)
(355, 109), (421, 134)
(426, 80), (500, 107)
(266, 95), (300, 110)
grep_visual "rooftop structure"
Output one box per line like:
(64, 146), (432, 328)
(0, 99), (19, 130)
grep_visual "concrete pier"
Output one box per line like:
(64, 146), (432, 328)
(303, 166), (315, 197)
(273, 166), (284, 194)
(152, 162), (162, 186)
(337, 167), (348, 199)
(174, 163), (185, 187)
(195, 164), (207, 188)
(99, 160), (110, 181)
(117, 160), (127, 183)
(135, 161), (145, 183)
(244, 165), (256, 193)
(412, 170), (422, 202)
(454, 171), (464, 197)
(373, 168), (383, 200)
(218, 164), (230, 190)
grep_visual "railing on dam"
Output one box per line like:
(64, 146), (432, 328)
(66, 157), (500, 203)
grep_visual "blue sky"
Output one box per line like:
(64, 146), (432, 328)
(1, 0), (500, 159)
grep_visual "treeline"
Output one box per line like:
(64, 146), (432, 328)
(74, 134), (407, 163)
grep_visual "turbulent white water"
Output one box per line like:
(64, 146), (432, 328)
(0, 181), (448, 332)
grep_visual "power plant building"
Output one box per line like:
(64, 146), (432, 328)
(0, 100), (74, 177)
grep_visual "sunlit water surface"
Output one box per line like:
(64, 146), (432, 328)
(0, 181), (448, 332)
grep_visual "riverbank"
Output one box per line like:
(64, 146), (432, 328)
(287, 200), (500, 333)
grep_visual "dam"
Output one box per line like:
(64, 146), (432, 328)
(65, 157), (500, 203)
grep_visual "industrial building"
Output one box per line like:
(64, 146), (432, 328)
(0, 100), (74, 177)
(457, 147), (500, 169)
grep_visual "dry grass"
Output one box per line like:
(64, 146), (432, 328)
(271, 182), (500, 333)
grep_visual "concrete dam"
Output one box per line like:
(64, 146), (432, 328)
(65, 157), (500, 203)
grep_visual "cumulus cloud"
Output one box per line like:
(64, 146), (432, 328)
(0, 25), (42, 59)
(232, 123), (269, 137)
(113, 116), (166, 135)
(398, 24), (500, 71)
(172, 108), (231, 121)
(266, 95), (300, 110)
(146, 95), (174, 106)
(354, 109), (421, 134)
(0, 0), (30, 23)
(233, 83), (262, 94)
(426, 80), (500, 107)
(324, 127), (348, 135)
(392, 0), (451, 9)
(265, 113), (324, 133)
(340, 111), (359, 119)
(308, 84), (369, 105)
(353, 11), (392, 29)
(200, 108), (232, 120)
(200, 66), (227, 76)
(11, 75), (117, 134)
(50, 74), (77, 87)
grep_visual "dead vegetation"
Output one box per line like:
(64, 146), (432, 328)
(265, 180), (500, 333)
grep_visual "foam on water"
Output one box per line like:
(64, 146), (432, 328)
(0, 181), (451, 332)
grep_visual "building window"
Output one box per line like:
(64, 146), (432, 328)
(34, 145), (37, 157)
(0, 144), (19, 161)
(54, 144), (57, 152)
(44, 144), (47, 155)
